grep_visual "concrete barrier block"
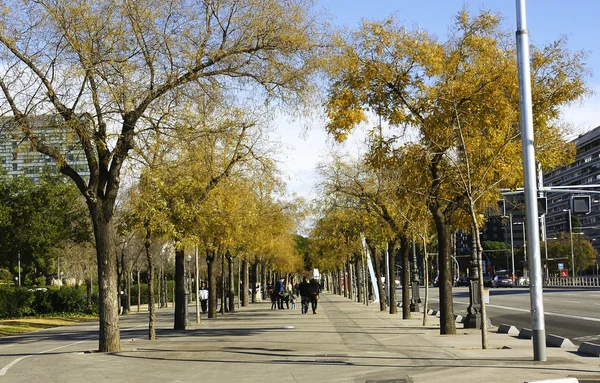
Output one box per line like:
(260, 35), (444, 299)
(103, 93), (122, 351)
(546, 334), (575, 348)
(454, 314), (463, 323)
(427, 308), (435, 315)
(497, 324), (519, 335)
(435, 310), (440, 318)
(578, 341), (600, 357)
(518, 328), (533, 339)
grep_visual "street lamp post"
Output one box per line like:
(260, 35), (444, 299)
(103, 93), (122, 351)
(509, 214), (516, 285)
(564, 209), (575, 280)
(514, 221), (527, 279)
(17, 251), (21, 287)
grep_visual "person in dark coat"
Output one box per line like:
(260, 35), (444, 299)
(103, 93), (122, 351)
(308, 278), (320, 314)
(298, 276), (310, 314)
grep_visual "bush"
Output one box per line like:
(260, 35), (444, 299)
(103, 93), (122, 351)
(0, 288), (34, 318)
(0, 286), (89, 318)
(32, 289), (53, 314)
(50, 286), (87, 313)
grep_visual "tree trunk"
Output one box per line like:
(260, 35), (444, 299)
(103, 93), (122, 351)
(90, 204), (120, 352)
(86, 278), (93, 314)
(347, 260), (353, 301)
(367, 240), (386, 312)
(251, 261), (258, 303)
(432, 210), (456, 335)
(341, 265), (347, 298)
(125, 266), (131, 315)
(174, 246), (186, 330)
(260, 262), (267, 301)
(220, 252), (226, 314)
(137, 269), (141, 313)
(241, 259), (249, 307)
(356, 258), (363, 303)
(207, 250), (217, 318)
(227, 253), (235, 313)
(400, 235), (411, 319)
(387, 239), (397, 314)
(144, 223), (155, 340)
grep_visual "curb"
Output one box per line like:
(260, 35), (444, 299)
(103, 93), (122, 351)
(497, 324), (519, 335)
(546, 334), (575, 348)
(519, 328), (533, 339)
(578, 342), (600, 357)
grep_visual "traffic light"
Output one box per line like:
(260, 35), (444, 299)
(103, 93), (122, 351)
(571, 195), (591, 214)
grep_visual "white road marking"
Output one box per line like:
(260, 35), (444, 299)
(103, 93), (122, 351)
(566, 300), (581, 304)
(430, 298), (600, 322)
(0, 356), (32, 376)
(0, 340), (88, 376)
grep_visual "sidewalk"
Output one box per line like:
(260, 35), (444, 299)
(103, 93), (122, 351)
(8, 292), (600, 383)
(111, 292), (600, 383)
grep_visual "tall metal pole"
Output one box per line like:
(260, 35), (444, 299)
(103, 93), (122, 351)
(18, 251), (21, 287)
(386, 246), (391, 305)
(522, 222), (527, 278)
(516, 0), (546, 361)
(510, 214), (516, 284)
(568, 209), (575, 279)
(195, 245), (200, 323)
(543, 216), (549, 281)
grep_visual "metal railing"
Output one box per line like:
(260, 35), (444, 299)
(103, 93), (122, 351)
(544, 276), (600, 287)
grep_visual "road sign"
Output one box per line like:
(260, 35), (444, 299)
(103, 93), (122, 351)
(558, 263), (564, 270)
(560, 269), (568, 278)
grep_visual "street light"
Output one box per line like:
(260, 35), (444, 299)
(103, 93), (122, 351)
(563, 209), (575, 279)
(543, 237), (558, 280)
(514, 221), (527, 282)
(508, 214), (516, 285)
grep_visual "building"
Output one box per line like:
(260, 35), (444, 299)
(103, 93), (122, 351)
(544, 126), (600, 255)
(0, 115), (89, 183)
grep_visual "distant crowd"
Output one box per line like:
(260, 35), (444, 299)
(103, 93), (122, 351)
(268, 277), (321, 314)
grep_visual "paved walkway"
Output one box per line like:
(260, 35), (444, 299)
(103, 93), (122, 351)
(4, 292), (600, 382)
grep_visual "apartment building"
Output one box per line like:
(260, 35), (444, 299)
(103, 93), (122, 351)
(544, 126), (600, 253)
(0, 115), (89, 183)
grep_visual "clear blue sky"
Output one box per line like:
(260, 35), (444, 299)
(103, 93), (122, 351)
(317, 0), (600, 84)
(280, 1), (600, 200)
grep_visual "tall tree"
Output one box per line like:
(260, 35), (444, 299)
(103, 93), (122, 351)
(323, 10), (588, 336)
(0, 0), (326, 352)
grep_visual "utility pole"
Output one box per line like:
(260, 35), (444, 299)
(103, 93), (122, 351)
(516, 0), (546, 361)
(18, 251), (21, 287)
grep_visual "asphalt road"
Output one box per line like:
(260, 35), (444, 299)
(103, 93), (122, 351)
(414, 286), (600, 346)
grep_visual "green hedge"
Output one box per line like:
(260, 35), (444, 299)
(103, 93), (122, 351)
(0, 281), (175, 319)
(0, 286), (93, 319)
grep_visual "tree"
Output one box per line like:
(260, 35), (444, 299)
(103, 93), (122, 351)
(323, 10), (588, 337)
(0, 173), (92, 284)
(0, 0), (326, 352)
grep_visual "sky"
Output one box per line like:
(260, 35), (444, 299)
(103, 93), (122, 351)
(275, 0), (600, 201)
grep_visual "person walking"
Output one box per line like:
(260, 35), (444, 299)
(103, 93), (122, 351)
(298, 276), (310, 314)
(199, 281), (209, 314)
(275, 278), (284, 309)
(309, 278), (320, 314)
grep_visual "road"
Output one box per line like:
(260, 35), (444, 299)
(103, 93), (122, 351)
(411, 286), (600, 346)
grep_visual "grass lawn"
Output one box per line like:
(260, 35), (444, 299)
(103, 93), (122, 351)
(0, 316), (97, 337)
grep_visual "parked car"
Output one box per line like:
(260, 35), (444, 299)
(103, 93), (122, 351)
(493, 275), (513, 288)
(455, 276), (469, 287)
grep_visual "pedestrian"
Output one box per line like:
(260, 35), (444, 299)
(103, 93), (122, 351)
(289, 293), (296, 310)
(309, 277), (320, 314)
(275, 278), (284, 309)
(298, 276), (310, 314)
(270, 288), (278, 310)
(199, 281), (209, 314)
